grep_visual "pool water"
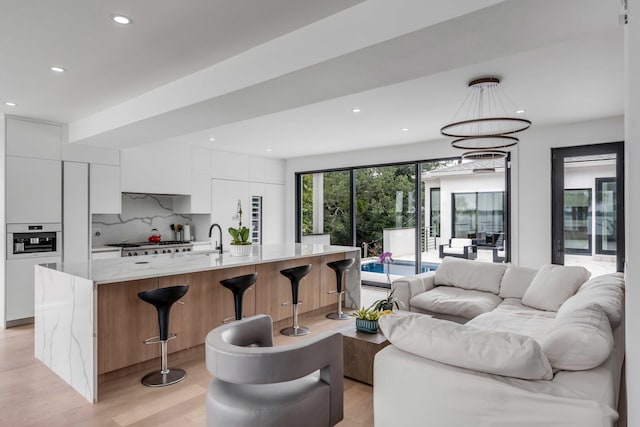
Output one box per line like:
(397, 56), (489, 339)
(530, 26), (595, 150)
(361, 260), (440, 276)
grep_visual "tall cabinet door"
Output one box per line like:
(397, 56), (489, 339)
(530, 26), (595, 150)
(63, 162), (89, 263)
(6, 156), (62, 223)
(211, 179), (250, 249)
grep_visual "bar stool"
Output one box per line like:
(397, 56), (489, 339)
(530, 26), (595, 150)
(326, 258), (355, 320)
(138, 284), (189, 387)
(280, 264), (312, 336)
(220, 272), (258, 322)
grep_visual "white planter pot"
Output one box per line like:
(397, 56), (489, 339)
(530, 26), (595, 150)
(229, 244), (252, 257)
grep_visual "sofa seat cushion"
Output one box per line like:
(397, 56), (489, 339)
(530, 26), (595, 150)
(434, 257), (507, 295)
(557, 273), (624, 329)
(467, 299), (556, 342)
(378, 313), (553, 380)
(541, 303), (613, 371)
(410, 286), (502, 320)
(522, 264), (591, 312)
(450, 238), (472, 248)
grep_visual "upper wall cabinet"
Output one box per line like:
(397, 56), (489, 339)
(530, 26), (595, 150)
(6, 117), (61, 160)
(90, 164), (121, 214)
(174, 147), (211, 214)
(7, 156), (62, 223)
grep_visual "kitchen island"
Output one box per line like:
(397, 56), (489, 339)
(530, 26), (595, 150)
(34, 243), (360, 402)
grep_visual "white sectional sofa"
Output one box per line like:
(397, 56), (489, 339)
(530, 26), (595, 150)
(374, 257), (625, 427)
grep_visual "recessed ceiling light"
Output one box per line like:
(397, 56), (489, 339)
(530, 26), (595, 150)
(51, 66), (66, 73)
(515, 109), (526, 114)
(401, 128), (409, 132)
(209, 137), (216, 141)
(112, 15), (132, 25)
(266, 148), (272, 152)
(5, 102), (16, 107)
(352, 108), (361, 113)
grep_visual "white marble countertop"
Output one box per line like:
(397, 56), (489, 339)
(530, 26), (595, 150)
(47, 243), (358, 284)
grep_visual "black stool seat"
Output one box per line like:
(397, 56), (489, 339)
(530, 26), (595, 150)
(326, 258), (355, 320)
(220, 272), (258, 321)
(138, 284), (189, 387)
(280, 264), (312, 336)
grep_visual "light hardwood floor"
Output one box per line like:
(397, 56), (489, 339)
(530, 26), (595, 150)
(0, 310), (375, 426)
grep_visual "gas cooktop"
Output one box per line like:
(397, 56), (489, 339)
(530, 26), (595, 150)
(109, 240), (194, 257)
(106, 241), (191, 248)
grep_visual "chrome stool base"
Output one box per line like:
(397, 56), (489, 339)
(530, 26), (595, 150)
(141, 368), (187, 387)
(280, 326), (310, 336)
(326, 311), (351, 320)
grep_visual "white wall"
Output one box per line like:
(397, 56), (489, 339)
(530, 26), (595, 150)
(625, 3), (639, 424)
(0, 115), (5, 328)
(514, 116), (624, 268)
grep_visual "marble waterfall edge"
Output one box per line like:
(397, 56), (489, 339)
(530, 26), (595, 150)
(35, 265), (96, 403)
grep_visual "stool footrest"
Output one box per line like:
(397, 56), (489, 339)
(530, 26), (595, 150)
(280, 301), (303, 307)
(143, 333), (177, 345)
(327, 290), (343, 295)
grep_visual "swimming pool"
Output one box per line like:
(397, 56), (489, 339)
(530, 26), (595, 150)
(361, 260), (440, 276)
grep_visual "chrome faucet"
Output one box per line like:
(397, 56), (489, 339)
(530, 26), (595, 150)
(208, 223), (223, 254)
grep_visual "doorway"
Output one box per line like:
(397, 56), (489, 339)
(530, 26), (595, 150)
(551, 142), (624, 273)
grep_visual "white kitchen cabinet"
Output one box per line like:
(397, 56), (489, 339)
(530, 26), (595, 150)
(64, 162), (90, 263)
(90, 164), (121, 214)
(91, 249), (120, 260)
(6, 117), (61, 160)
(6, 156), (62, 223)
(6, 255), (61, 322)
(174, 146), (211, 214)
(264, 183), (285, 244)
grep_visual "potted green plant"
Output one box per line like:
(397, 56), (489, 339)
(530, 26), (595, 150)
(228, 200), (253, 257)
(352, 306), (382, 333)
(371, 288), (405, 311)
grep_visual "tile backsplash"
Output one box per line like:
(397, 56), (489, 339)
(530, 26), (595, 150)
(92, 194), (198, 246)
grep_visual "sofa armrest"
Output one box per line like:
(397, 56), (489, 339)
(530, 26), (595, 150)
(391, 272), (435, 309)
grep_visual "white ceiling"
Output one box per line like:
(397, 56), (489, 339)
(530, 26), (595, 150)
(1, 0), (624, 159)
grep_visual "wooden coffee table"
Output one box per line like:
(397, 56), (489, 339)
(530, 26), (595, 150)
(338, 323), (390, 386)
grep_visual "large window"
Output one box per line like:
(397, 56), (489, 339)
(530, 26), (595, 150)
(296, 156), (511, 276)
(300, 170), (352, 246)
(452, 192), (504, 240)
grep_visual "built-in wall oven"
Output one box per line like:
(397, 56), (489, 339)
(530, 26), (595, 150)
(6, 224), (62, 325)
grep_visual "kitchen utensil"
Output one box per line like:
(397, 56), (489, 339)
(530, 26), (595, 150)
(148, 228), (161, 243)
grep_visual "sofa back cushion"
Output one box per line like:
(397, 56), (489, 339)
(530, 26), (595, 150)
(521, 264), (591, 312)
(499, 265), (538, 299)
(557, 273), (624, 329)
(541, 303), (613, 371)
(434, 257), (507, 295)
(379, 313), (552, 380)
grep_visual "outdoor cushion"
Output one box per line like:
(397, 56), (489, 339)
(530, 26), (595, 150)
(379, 313), (553, 380)
(558, 273), (625, 329)
(442, 247), (465, 255)
(410, 286), (502, 319)
(521, 264), (591, 312)
(450, 238), (472, 248)
(434, 257), (507, 295)
(499, 265), (538, 299)
(541, 303), (613, 371)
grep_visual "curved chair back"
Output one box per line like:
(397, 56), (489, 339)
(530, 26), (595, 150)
(205, 315), (344, 426)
